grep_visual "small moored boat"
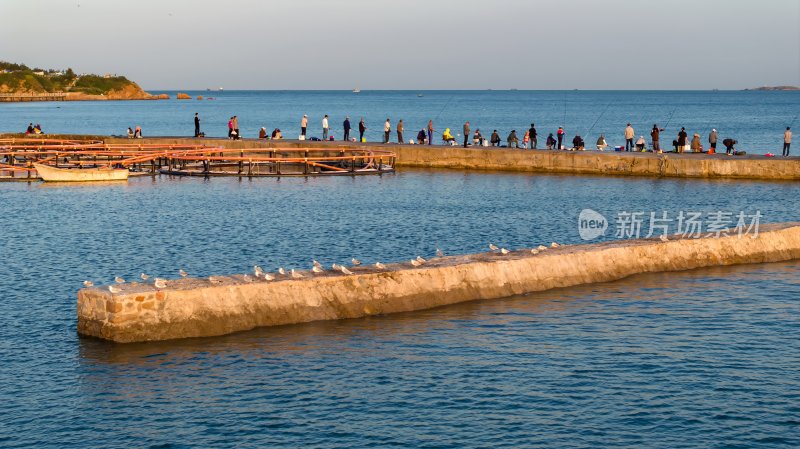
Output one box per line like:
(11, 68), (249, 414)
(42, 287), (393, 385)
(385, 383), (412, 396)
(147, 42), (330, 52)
(33, 163), (129, 182)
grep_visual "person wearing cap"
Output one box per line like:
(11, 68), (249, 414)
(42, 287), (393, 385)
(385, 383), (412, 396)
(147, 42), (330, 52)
(783, 127), (792, 157)
(636, 135), (647, 151)
(343, 117), (351, 141)
(359, 118), (367, 142)
(708, 128), (718, 152)
(301, 114), (308, 138)
(690, 133), (702, 152)
(624, 123), (635, 151)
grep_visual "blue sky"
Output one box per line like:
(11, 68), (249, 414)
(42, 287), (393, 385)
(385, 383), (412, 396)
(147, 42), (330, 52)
(2, 0), (798, 89)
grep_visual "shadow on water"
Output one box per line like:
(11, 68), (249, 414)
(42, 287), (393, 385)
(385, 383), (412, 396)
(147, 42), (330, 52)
(77, 260), (800, 366)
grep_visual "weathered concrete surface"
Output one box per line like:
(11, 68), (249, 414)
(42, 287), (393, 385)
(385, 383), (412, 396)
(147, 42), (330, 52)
(3, 134), (799, 180)
(77, 223), (800, 343)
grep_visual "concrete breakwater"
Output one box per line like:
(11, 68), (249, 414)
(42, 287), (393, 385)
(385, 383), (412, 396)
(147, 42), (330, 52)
(3, 134), (799, 180)
(77, 223), (800, 343)
(98, 136), (800, 180)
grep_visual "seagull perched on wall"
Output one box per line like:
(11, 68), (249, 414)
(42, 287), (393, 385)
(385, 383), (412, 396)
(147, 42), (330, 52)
(254, 265), (264, 277)
(312, 265), (324, 274)
(140, 273), (150, 281)
(278, 267), (286, 276)
(537, 245), (548, 251)
(489, 243), (499, 251)
(332, 263), (342, 271)
(551, 242), (560, 248)
(179, 269), (188, 278)
(351, 258), (362, 266)
(340, 266), (354, 275)
(411, 259), (423, 267)
(108, 285), (120, 293)
(291, 269), (304, 279)
(660, 234), (669, 242)
(375, 262), (387, 269)
(114, 276), (125, 284)
(416, 256), (427, 263)
(313, 260), (323, 269)
(500, 248), (510, 255)
(241, 274), (254, 282)
(530, 249), (539, 255)
(436, 249), (445, 257)
(263, 273), (275, 281)
(154, 278), (167, 289)
(83, 280), (94, 287)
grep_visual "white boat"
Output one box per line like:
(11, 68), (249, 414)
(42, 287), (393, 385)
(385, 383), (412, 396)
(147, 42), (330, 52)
(352, 88), (361, 93)
(33, 163), (129, 182)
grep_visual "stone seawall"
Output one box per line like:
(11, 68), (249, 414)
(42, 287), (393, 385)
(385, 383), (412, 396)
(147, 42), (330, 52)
(97, 136), (800, 180)
(77, 223), (800, 343)
(3, 134), (799, 180)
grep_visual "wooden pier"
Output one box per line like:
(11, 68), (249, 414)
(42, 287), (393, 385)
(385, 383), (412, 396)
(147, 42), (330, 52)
(0, 93), (67, 102)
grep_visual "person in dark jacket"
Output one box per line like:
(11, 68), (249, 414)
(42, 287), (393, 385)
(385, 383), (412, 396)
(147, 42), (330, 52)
(546, 133), (557, 149)
(343, 117), (351, 141)
(528, 123), (538, 149)
(723, 138), (737, 155)
(651, 124), (664, 152)
(507, 130), (519, 148)
(572, 135), (585, 150)
(417, 129), (426, 144)
(490, 130), (501, 147)
(194, 113), (201, 137)
(677, 127), (688, 152)
(358, 118), (366, 142)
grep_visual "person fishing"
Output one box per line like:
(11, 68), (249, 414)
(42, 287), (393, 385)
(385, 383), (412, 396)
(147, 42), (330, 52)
(651, 124), (664, 152)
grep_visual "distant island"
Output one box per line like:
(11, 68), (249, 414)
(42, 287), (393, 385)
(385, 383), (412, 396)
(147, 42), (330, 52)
(0, 61), (166, 101)
(744, 86), (799, 91)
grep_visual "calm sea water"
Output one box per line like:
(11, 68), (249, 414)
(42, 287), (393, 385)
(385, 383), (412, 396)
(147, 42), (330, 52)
(0, 171), (799, 448)
(1, 90), (798, 154)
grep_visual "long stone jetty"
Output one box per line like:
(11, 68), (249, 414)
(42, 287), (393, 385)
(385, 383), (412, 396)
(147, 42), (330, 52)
(3, 134), (799, 180)
(77, 223), (800, 343)
(98, 136), (800, 180)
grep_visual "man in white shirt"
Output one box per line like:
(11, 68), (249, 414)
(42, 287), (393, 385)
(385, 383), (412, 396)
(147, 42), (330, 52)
(301, 114), (308, 138)
(384, 119), (391, 144)
(322, 115), (329, 140)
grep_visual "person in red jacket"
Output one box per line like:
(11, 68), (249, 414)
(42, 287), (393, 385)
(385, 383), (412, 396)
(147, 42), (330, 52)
(556, 127), (565, 150)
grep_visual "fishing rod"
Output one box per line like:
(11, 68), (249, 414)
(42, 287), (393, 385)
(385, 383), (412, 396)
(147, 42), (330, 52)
(433, 96), (454, 122)
(662, 107), (677, 130)
(585, 103), (611, 137)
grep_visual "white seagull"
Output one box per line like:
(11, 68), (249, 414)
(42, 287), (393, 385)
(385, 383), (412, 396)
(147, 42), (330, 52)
(154, 278), (167, 289)
(83, 280), (94, 287)
(291, 269), (304, 279)
(114, 276), (125, 284)
(312, 260), (323, 269)
(530, 249), (540, 255)
(140, 273), (150, 281)
(537, 245), (548, 251)
(551, 242), (560, 248)
(351, 258), (362, 266)
(411, 259), (423, 267)
(489, 243), (499, 251)
(254, 265), (264, 277)
(312, 266), (324, 274)
(340, 266), (354, 275)
(278, 267), (286, 276)
(263, 273), (275, 281)
(436, 249), (445, 257)
(375, 262), (387, 269)
(108, 285), (120, 294)
(416, 256), (427, 263)
(332, 263), (342, 271)
(178, 269), (188, 278)
(659, 234), (669, 242)
(500, 248), (510, 255)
